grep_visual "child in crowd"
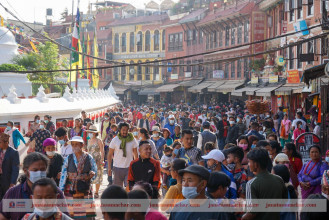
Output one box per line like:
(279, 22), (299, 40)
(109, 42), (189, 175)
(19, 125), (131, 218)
(226, 146), (247, 197)
(160, 146), (174, 190)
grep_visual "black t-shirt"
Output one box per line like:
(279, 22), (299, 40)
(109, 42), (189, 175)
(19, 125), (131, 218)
(83, 118), (91, 126)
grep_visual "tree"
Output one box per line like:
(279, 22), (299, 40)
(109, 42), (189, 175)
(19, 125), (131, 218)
(60, 7), (69, 20)
(0, 64), (26, 72)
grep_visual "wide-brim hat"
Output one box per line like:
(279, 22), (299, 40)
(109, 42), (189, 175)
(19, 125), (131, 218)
(68, 136), (84, 144)
(86, 125), (100, 133)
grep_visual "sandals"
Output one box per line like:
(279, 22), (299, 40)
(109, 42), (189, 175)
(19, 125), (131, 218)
(94, 193), (99, 198)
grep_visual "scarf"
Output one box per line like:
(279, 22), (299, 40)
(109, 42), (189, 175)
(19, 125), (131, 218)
(281, 119), (291, 137)
(118, 133), (134, 157)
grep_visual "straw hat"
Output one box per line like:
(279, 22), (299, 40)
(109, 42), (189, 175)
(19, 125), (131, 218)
(86, 125), (100, 133)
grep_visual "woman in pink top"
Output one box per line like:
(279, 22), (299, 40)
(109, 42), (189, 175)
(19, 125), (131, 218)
(293, 121), (305, 144)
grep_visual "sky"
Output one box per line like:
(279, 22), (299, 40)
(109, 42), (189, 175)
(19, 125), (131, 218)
(0, 0), (177, 25)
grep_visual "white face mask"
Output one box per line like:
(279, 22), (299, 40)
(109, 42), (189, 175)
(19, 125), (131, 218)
(153, 133), (159, 138)
(46, 151), (56, 157)
(169, 120), (175, 125)
(229, 121), (235, 125)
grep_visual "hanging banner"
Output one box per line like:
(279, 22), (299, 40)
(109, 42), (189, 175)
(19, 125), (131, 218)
(296, 133), (320, 164)
(213, 70), (224, 79)
(287, 70), (300, 83)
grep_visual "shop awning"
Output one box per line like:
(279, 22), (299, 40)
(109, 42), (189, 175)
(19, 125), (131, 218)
(217, 80), (245, 93)
(113, 87), (128, 95)
(275, 83), (305, 95)
(156, 84), (180, 92)
(188, 81), (216, 93)
(231, 86), (259, 96)
(138, 87), (160, 96)
(179, 79), (202, 87)
(255, 86), (281, 97)
(303, 63), (326, 85)
(207, 81), (226, 92)
(302, 85), (312, 93)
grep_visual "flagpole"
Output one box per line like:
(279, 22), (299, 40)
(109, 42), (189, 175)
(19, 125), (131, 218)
(69, 0), (74, 88)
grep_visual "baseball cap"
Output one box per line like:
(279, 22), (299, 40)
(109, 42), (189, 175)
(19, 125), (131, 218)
(201, 149), (225, 162)
(178, 165), (210, 181)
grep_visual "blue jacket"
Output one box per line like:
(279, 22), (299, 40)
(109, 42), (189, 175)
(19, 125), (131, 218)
(0, 147), (20, 194)
(221, 164), (237, 199)
(246, 130), (265, 140)
(11, 129), (26, 149)
(164, 123), (175, 137)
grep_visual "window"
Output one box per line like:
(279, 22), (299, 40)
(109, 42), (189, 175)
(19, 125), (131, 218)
(121, 62), (126, 81)
(114, 67), (119, 81)
(154, 30), (160, 51)
(321, 37), (328, 56)
(114, 33), (119, 53)
(244, 21), (249, 43)
(231, 61), (236, 79)
(289, 46), (295, 70)
(137, 31), (143, 52)
(199, 30), (203, 44)
(219, 30), (222, 47)
(145, 30), (151, 51)
(154, 61), (159, 81)
(297, 44), (302, 69)
(225, 63), (229, 78)
(244, 58), (249, 78)
(213, 31), (217, 48)
(307, 40), (314, 64)
(206, 34), (209, 49)
(168, 33), (183, 51)
(100, 26), (106, 31)
(179, 60), (184, 77)
(297, 0), (302, 19)
(210, 32), (214, 49)
(121, 33), (126, 52)
(172, 60), (177, 78)
(145, 60), (150, 80)
(137, 60), (142, 80)
(187, 30), (193, 46)
(225, 26), (230, 46)
(193, 29), (197, 45)
(237, 25), (242, 44)
(187, 60), (191, 72)
(237, 59), (241, 78)
(308, 0), (314, 16)
(289, 0), (295, 21)
(231, 27), (236, 45)
(129, 61), (135, 80)
(193, 60), (198, 77)
(162, 30), (166, 50)
(130, 32), (135, 52)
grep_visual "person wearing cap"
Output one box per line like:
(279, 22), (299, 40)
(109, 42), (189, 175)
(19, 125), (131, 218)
(43, 138), (64, 186)
(164, 115), (176, 136)
(0, 133), (19, 200)
(86, 125), (104, 198)
(151, 126), (166, 159)
(197, 121), (218, 155)
(169, 165), (229, 220)
(59, 136), (97, 218)
(243, 148), (287, 220)
(162, 128), (173, 147)
(26, 120), (51, 153)
(4, 120), (26, 149)
(137, 113), (150, 131)
(202, 149), (237, 199)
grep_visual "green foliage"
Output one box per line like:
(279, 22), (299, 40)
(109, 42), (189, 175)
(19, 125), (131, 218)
(249, 58), (266, 72)
(0, 63), (26, 72)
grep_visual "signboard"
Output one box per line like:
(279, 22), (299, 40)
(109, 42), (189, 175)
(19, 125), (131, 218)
(167, 63), (172, 72)
(282, 20), (287, 33)
(276, 56), (286, 66)
(252, 12), (266, 58)
(277, 96), (282, 107)
(287, 70), (300, 83)
(185, 72), (191, 78)
(171, 74), (178, 80)
(112, 52), (165, 60)
(296, 133), (320, 164)
(269, 75), (279, 83)
(251, 76), (259, 84)
(293, 20), (310, 37)
(213, 70), (224, 79)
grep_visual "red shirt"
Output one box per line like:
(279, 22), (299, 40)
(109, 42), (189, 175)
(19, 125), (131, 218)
(137, 112), (143, 120)
(289, 156), (303, 174)
(223, 120), (228, 137)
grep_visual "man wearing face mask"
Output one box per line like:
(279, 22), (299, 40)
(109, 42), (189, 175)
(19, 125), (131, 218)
(197, 121), (218, 155)
(226, 116), (240, 144)
(197, 111), (207, 123)
(55, 127), (72, 160)
(169, 165), (230, 220)
(164, 115), (176, 136)
(0, 152), (67, 220)
(0, 133), (19, 200)
(22, 178), (72, 220)
(151, 126), (166, 159)
(4, 121), (26, 149)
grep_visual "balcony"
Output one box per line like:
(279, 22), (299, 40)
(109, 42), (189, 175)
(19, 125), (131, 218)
(259, 0), (283, 11)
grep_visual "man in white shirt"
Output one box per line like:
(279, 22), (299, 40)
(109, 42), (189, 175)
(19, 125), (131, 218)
(54, 127), (72, 159)
(292, 112), (307, 130)
(198, 111), (207, 123)
(108, 122), (138, 187)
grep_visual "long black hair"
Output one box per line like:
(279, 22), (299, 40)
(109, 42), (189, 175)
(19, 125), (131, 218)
(273, 164), (297, 199)
(19, 152), (49, 183)
(285, 143), (302, 159)
(139, 128), (150, 140)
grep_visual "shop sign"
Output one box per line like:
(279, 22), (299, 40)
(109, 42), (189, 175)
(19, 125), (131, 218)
(252, 11), (266, 58)
(251, 76), (259, 84)
(275, 56), (286, 66)
(185, 72), (191, 78)
(277, 96), (282, 107)
(287, 70), (300, 83)
(213, 70), (224, 79)
(293, 20), (310, 37)
(269, 75), (279, 83)
(282, 20), (287, 33)
(296, 133), (320, 164)
(171, 74), (178, 80)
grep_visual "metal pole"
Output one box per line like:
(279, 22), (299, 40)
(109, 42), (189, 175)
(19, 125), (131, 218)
(69, 0), (74, 88)
(75, 65), (78, 89)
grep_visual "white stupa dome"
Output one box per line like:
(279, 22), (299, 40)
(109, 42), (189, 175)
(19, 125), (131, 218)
(0, 27), (18, 65)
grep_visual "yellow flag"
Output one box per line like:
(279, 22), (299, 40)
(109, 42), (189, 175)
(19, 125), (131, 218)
(93, 33), (99, 89)
(68, 40), (82, 82)
(0, 16), (4, 27)
(29, 40), (38, 53)
(86, 34), (91, 82)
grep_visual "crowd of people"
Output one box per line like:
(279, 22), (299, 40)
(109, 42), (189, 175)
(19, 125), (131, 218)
(0, 102), (328, 220)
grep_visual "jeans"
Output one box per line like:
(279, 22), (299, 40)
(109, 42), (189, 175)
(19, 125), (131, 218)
(218, 137), (226, 150)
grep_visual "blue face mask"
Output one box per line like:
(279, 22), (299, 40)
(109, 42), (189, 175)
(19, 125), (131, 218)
(29, 171), (47, 183)
(36, 120), (40, 124)
(34, 207), (57, 218)
(173, 148), (179, 155)
(58, 140), (65, 146)
(325, 157), (329, 163)
(251, 144), (256, 149)
(44, 120), (49, 124)
(182, 182), (202, 199)
(6, 126), (12, 130)
(39, 125), (45, 129)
